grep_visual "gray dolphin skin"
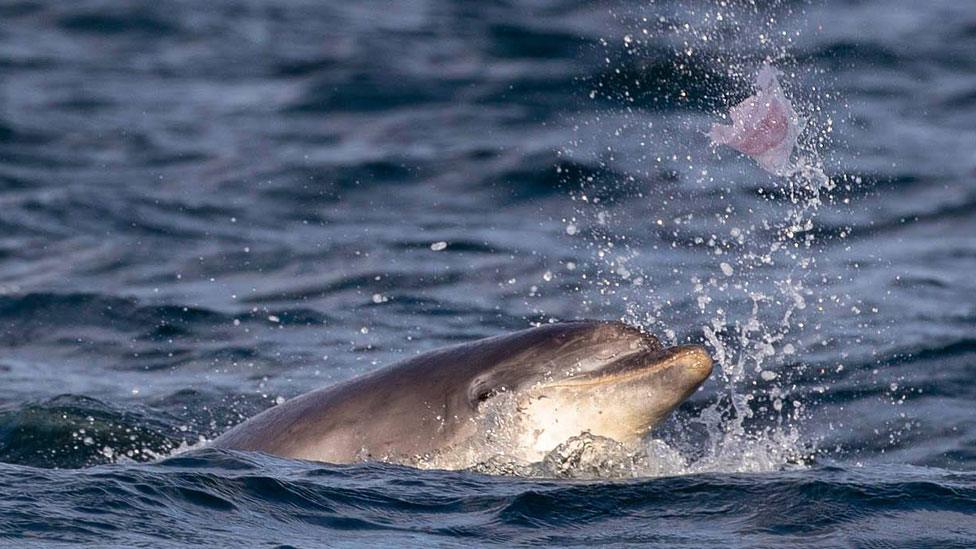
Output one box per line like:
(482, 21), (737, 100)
(212, 320), (713, 466)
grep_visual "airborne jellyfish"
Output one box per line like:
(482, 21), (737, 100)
(710, 64), (802, 176)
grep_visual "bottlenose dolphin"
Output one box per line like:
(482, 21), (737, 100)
(212, 320), (713, 467)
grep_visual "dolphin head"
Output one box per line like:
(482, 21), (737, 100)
(462, 321), (713, 462)
(212, 319), (712, 468)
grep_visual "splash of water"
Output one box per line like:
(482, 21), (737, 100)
(554, 1), (838, 476)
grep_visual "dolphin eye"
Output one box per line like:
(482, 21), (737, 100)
(471, 385), (505, 406)
(470, 373), (513, 406)
(468, 377), (494, 406)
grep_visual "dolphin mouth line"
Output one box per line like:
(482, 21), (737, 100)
(544, 346), (713, 389)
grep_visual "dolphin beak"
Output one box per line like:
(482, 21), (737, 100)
(546, 344), (714, 388)
(670, 345), (714, 383)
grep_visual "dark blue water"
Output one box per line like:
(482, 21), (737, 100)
(1, 0), (975, 546)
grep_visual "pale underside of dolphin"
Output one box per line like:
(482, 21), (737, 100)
(212, 320), (714, 468)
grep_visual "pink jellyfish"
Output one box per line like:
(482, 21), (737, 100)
(710, 64), (802, 176)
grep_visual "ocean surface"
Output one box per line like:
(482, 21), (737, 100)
(1, 0), (975, 546)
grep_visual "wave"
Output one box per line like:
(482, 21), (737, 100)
(57, 11), (177, 37)
(1, 452), (974, 546)
(0, 394), (189, 468)
(0, 292), (333, 347)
